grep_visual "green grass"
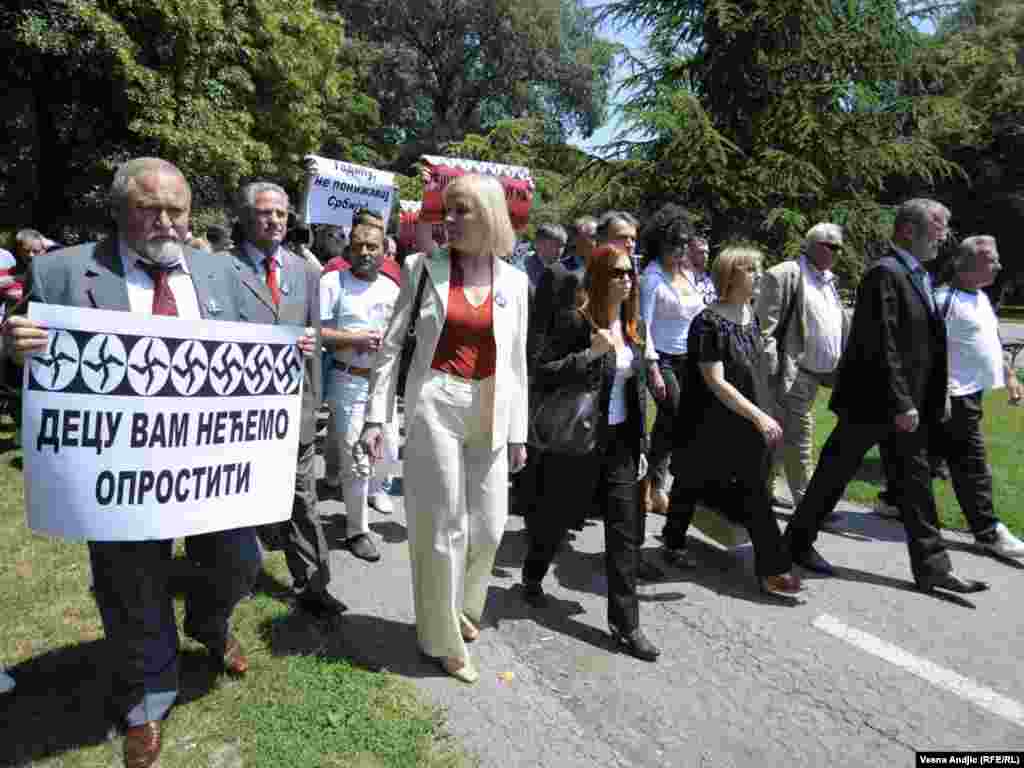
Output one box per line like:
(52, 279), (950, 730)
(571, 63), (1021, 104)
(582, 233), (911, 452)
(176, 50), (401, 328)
(0, 418), (469, 768)
(810, 390), (1024, 536)
(645, 386), (1024, 537)
(996, 305), (1024, 323)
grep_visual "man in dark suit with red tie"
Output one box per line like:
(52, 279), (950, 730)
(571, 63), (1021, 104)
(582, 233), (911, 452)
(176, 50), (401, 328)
(785, 198), (989, 595)
(225, 182), (346, 618)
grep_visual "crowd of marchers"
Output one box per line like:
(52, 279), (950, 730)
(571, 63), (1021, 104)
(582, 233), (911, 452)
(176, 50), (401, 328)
(1, 157), (1022, 768)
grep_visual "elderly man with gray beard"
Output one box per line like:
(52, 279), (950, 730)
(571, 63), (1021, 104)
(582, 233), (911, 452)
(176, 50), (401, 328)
(3, 157), (280, 768)
(784, 199), (990, 595)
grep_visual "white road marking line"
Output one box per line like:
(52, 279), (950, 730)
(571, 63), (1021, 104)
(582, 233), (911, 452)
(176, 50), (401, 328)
(813, 613), (1024, 729)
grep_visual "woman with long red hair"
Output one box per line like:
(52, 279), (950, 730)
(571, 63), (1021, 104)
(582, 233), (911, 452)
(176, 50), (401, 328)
(523, 244), (660, 661)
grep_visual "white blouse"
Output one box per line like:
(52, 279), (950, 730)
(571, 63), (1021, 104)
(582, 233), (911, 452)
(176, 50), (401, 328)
(608, 323), (636, 426)
(639, 262), (708, 356)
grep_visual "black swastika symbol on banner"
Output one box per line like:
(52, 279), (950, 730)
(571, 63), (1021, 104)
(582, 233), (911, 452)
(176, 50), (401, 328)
(31, 330), (80, 391)
(81, 334), (127, 393)
(210, 342), (245, 395)
(127, 338), (171, 396)
(170, 340), (209, 395)
(244, 344), (274, 395)
(273, 345), (302, 394)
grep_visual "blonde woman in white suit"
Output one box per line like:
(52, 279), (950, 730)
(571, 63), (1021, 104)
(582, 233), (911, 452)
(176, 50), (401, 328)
(360, 174), (529, 684)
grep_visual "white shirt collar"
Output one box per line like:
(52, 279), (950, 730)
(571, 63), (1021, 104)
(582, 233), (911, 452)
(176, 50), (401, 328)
(800, 254), (834, 284)
(244, 241), (284, 270)
(119, 238), (190, 274)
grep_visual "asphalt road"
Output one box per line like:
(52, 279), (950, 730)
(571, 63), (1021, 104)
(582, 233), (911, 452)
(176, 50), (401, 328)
(317, 458), (1024, 768)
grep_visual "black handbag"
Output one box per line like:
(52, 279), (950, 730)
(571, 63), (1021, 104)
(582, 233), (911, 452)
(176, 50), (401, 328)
(528, 382), (601, 456)
(396, 264), (429, 398)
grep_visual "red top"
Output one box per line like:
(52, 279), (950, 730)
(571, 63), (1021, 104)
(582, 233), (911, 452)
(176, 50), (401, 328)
(431, 262), (496, 380)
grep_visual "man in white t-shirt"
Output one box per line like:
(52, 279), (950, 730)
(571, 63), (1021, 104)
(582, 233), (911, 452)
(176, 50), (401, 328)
(932, 235), (1024, 558)
(320, 210), (400, 562)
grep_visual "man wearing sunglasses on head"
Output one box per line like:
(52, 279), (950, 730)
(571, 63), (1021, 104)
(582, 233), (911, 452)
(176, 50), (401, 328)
(756, 223), (851, 512)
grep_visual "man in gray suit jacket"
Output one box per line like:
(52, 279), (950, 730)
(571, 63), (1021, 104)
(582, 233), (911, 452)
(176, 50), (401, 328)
(756, 223), (851, 509)
(4, 158), (289, 768)
(226, 181), (345, 619)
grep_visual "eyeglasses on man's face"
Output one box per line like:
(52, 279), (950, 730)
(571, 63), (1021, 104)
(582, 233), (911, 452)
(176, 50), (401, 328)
(610, 267), (635, 280)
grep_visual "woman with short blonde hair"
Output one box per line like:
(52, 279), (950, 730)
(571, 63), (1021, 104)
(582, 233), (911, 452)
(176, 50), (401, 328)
(360, 173), (529, 684)
(661, 246), (803, 597)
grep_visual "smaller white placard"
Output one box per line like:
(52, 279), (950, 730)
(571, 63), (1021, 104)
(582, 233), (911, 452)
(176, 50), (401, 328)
(303, 155), (395, 231)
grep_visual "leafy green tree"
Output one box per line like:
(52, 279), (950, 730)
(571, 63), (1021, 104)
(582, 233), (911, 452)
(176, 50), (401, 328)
(911, 0), (1024, 301)
(0, 0), (378, 238)
(337, 0), (617, 171)
(595, 0), (968, 284)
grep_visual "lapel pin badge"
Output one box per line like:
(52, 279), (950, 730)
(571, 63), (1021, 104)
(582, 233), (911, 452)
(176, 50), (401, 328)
(207, 298), (222, 314)
(495, 291), (507, 308)
(280, 282), (291, 295)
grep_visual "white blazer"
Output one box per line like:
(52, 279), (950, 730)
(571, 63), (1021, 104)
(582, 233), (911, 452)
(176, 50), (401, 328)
(366, 248), (529, 452)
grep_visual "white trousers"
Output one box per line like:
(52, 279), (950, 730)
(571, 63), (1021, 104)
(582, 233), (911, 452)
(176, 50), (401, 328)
(326, 372), (398, 538)
(404, 370), (507, 662)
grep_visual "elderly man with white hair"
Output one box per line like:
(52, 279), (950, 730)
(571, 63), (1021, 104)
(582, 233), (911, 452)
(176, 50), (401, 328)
(756, 222), (851, 509)
(931, 235), (1024, 558)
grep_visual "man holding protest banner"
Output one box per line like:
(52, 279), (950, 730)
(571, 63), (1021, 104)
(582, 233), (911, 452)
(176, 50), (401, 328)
(320, 209), (400, 562)
(227, 181), (345, 618)
(3, 158), (297, 768)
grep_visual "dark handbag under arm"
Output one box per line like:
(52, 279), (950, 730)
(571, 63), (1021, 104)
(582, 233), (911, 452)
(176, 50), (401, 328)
(396, 258), (431, 398)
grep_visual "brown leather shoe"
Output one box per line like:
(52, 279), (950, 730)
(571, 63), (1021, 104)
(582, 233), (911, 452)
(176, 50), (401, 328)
(123, 721), (161, 768)
(760, 572), (803, 596)
(650, 490), (670, 516)
(221, 634), (249, 676)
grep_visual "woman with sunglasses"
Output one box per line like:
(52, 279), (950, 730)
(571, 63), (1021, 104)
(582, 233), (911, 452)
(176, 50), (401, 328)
(523, 244), (660, 661)
(661, 246), (803, 597)
(639, 205), (717, 518)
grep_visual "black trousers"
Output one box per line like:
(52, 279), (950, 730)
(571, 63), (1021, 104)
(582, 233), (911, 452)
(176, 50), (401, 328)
(649, 352), (688, 492)
(663, 443), (791, 578)
(786, 417), (951, 584)
(523, 425), (643, 633)
(934, 391), (998, 536)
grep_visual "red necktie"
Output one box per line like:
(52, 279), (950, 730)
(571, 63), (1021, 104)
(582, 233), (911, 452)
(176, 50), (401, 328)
(139, 262), (179, 317)
(264, 257), (281, 306)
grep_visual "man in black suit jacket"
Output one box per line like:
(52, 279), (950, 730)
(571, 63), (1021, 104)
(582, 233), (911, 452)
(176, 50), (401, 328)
(785, 199), (989, 594)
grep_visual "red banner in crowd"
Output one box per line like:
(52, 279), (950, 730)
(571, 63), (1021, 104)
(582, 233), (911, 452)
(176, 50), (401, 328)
(398, 200), (448, 252)
(420, 155), (534, 231)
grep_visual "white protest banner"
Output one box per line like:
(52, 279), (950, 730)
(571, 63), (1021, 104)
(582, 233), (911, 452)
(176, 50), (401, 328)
(303, 154), (395, 231)
(23, 304), (304, 541)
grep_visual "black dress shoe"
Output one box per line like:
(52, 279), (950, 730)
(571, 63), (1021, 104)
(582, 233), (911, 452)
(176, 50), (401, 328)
(296, 589), (349, 617)
(916, 572), (990, 594)
(610, 626), (660, 662)
(635, 559), (664, 582)
(793, 546), (835, 576)
(347, 533), (381, 562)
(521, 580), (547, 608)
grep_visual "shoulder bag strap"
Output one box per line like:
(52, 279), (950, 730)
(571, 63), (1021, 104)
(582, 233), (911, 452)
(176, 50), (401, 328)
(404, 252), (433, 345)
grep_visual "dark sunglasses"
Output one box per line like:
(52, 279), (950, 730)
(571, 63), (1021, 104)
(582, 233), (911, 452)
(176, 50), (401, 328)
(610, 267), (635, 279)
